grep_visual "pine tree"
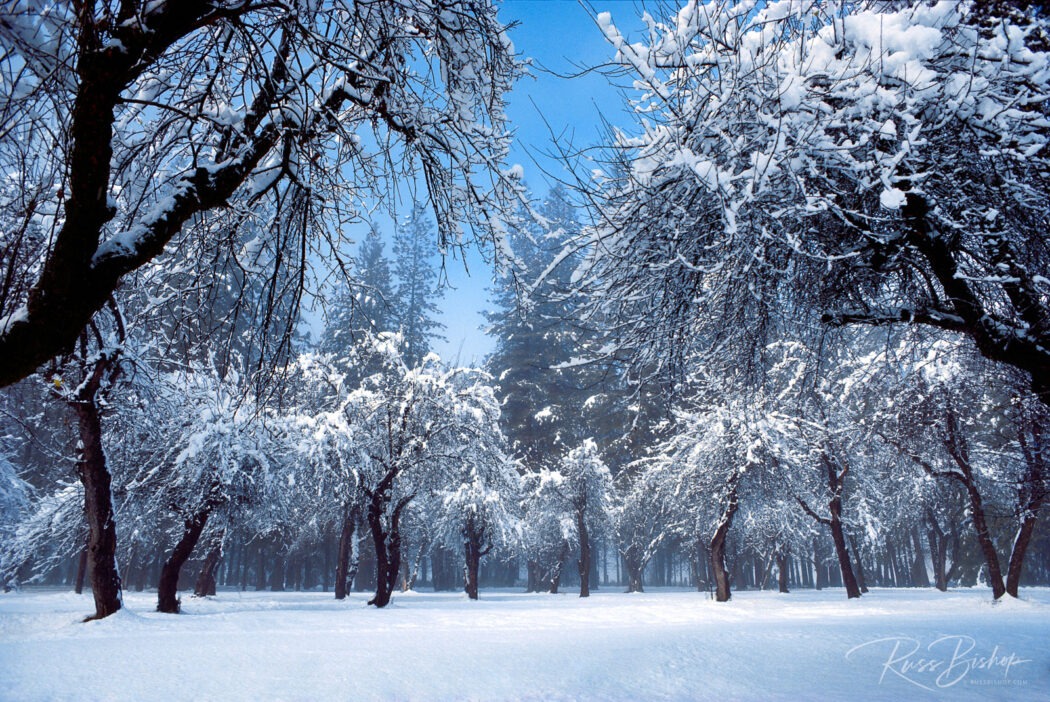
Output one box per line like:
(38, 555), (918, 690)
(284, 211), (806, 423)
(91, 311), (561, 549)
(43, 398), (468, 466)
(320, 225), (397, 359)
(393, 202), (446, 366)
(486, 186), (591, 468)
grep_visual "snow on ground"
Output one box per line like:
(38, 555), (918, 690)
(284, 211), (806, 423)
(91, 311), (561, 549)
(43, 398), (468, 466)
(1, 587), (1047, 701)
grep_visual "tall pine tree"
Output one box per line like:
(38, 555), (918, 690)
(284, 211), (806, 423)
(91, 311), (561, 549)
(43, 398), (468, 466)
(319, 225), (398, 360)
(486, 186), (593, 468)
(393, 202), (446, 366)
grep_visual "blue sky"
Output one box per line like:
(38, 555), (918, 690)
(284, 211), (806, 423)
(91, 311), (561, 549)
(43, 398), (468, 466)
(433, 0), (641, 365)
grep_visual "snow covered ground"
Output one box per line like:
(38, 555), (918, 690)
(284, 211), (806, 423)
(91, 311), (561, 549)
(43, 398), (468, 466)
(1, 586), (1047, 701)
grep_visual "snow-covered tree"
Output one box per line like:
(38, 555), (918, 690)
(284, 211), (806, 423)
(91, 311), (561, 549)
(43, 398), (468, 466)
(340, 333), (512, 607)
(286, 352), (363, 600)
(133, 365), (278, 613)
(520, 469), (577, 594)
(645, 387), (780, 602)
(871, 336), (1049, 598)
(0, 0), (523, 389)
(432, 436), (521, 599)
(577, 0), (1050, 405)
(615, 467), (669, 593)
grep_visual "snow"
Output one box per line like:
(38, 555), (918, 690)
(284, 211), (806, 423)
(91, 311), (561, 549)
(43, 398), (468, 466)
(1, 587), (1047, 701)
(880, 187), (907, 210)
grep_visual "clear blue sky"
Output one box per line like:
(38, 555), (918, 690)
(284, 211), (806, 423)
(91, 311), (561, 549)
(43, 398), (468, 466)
(433, 0), (642, 365)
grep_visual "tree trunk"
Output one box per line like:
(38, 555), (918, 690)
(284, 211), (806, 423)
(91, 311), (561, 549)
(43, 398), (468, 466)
(193, 536), (223, 598)
(709, 482), (739, 602)
(1006, 514), (1040, 597)
(962, 480), (1006, 599)
(577, 511), (591, 598)
(549, 541), (569, 594)
(776, 552), (789, 593)
(624, 547), (645, 593)
(828, 517), (860, 598)
(73, 544), (88, 595)
(334, 505), (357, 600)
(366, 491), (407, 608)
(463, 519), (487, 601)
(910, 526), (930, 588)
(157, 508), (210, 613)
(73, 399), (122, 620)
(347, 532), (360, 593)
(848, 535), (869, 594)
(823, 456), (861, 599)
(402, 537), (429, 592)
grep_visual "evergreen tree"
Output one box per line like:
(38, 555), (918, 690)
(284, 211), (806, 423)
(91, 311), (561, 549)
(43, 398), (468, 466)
(319, 225), (397, 359)
(486, 186), (592, 468)
(393, 203), (446, 366)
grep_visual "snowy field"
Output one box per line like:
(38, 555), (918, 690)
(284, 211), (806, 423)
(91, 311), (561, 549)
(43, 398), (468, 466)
(1, 587), (1048, 702)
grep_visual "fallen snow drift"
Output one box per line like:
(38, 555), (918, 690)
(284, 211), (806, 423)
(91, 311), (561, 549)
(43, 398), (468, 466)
(1, 587), (1047, 701)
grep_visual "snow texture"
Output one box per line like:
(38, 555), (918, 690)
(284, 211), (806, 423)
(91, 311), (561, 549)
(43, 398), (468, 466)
(1, 588), (1047, 701)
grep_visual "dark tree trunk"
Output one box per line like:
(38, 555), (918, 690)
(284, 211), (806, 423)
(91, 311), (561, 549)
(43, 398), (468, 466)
(193, 538), (223, 598)
(623, 546), (645, 593)
(549, 541), (569, 594)
(829, 523), (860, 598)
(826, 467), (861, 599)
(963, 480), (1006, 599)
(526, 559), (543, 593)
(73, 544), (88, 595)
(1006, 514), (1040, 597)
(577, 511), (591, 598)
(709, 481), (739, 602)
(334, 504), (357, 600)
(463, 518), (488, 601)
(366, 490), (409, 608)
(73, 397), (122, 620)
(776, 552), (789, 593)
(848, 535), (869, 594)
(157, 508), (210, 613)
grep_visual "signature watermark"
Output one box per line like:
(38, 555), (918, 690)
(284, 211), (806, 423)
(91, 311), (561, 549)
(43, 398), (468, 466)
(845, 635), (1032, 691)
